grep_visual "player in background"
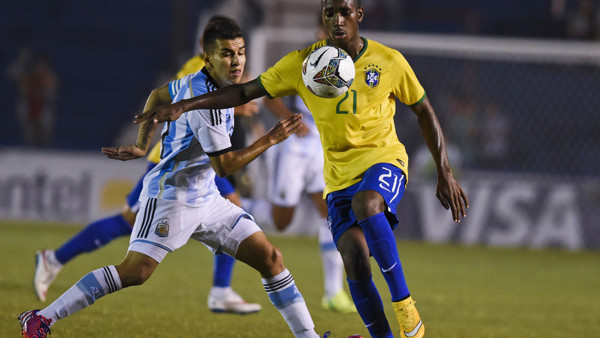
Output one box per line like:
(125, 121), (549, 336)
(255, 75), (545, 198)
(18, 16), (334, 338)
(32, 20), (261, 315)
(253, 94), (356, 314)
(246, 20), (355, 314)
(133, 1), (469, 337)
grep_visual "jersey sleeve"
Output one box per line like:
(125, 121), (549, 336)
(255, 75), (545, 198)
(391, 50), (426, 106)
(168, 74), (193, 100)
(258, 50), (304, 98)
(187, 109), (232, 155)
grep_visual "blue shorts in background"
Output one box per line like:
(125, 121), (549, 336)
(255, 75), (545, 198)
(214, 175), (236, 196)
(126, 162), (158, 210)
(326, 163), (406, 244)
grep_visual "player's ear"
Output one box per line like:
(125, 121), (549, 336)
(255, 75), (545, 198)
(202, 52), (211, 69)
(357, 6), (364, 23)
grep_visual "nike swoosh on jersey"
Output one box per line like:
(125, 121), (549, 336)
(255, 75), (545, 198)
(381, 262), (397, 273)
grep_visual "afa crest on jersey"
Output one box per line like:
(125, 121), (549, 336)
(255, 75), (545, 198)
(364, 64), (382, 89)
(154, 220), (170, 237)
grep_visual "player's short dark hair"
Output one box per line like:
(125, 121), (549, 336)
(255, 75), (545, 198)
(201, 15), (243, 53)
(321, 0), (362, 9)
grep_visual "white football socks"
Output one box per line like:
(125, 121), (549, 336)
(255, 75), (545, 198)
(39, 265), (122, 324)
(262, 269), (319, 338)
(318, 219), (344, 299)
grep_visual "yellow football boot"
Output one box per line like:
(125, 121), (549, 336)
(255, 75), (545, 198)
(393, 296), (425, 338)
(321, 290), (357, 313)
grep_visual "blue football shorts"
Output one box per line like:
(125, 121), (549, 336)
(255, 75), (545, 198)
(214, 175), (236, 197)
(326, 162), (407, 244)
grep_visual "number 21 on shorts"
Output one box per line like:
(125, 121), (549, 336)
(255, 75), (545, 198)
(378, 167), (405, 204)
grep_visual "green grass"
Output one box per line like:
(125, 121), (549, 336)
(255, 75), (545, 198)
(1, 221), (599, 337)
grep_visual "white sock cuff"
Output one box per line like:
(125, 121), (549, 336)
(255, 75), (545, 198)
(262, 268), (290, 284)
(100, 265), (122, 293)
(262, 269), (293, 294)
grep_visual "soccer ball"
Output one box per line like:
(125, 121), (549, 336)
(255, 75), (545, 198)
(302, 46), (355, 98)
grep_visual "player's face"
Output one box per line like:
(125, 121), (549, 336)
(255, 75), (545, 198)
(206, 37), (246, 86)
(321, 0), (363, 47)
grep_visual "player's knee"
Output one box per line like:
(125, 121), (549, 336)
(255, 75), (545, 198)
(271, 206), (294, 231)
(120, 207), (137, 226)
(352, 190), (385, 220)
(273, 218), (291, 231)
(115, 258), (156, 287)
(340, 244), (371, 280)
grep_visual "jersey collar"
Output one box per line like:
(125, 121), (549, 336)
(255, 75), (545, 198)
(201, 67), (221, 89)
(325, 36), (367, 62)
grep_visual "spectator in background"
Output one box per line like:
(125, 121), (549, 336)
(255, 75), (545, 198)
(7, 48), (58, 147)
(446, 90), (478, 167)
(566, 0), (600, 40)
(478, 101), (509, 169)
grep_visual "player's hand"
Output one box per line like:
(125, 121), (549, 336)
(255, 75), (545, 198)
(102, 145), (146, 161)
(436, 171), (469, 222)
(134, 101), (185, 124)
(266, 114), (303, 145)
(294, 123), (310, 137)
(234, 100), (259, 117)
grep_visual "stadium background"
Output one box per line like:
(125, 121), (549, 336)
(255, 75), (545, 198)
(1, 1), (599, 336)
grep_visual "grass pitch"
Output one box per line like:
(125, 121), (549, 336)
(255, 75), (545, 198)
(1, 221), (599, 337)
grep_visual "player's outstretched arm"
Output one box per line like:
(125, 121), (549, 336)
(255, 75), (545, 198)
(209, 114), (302, 177)
(103, 85), (171, 161)
(134, 79), (266, 124)
(411, 96), (469, 222)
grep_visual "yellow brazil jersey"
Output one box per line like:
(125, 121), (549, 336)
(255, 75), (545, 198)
(147, 142), (162, 164)
(258, 38), (425, 195)
(175, 55), (205, 80)
(146, 55), (206, 163)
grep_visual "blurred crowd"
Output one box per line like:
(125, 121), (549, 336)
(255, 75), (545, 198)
(2, 0), (599, 177)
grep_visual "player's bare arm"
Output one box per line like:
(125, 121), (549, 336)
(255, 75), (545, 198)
(410, 96), (469, 222)
(209, 114), (302, 177)
(103, 85), (171, 161)
(134, 79), (266, 124)
(263, 97), (309, 136)
(234, 100), (259, 117)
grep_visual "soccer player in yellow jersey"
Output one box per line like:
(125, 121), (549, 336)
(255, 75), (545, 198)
(32, 17), (260, 315)
(136, 1), (469, 337)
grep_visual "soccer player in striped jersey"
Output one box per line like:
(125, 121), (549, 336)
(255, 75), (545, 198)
(19, 16), (327, 338)
(33, 144), (261, 314)
(133, 1), (469, 337)
(32, 22), (260, 315)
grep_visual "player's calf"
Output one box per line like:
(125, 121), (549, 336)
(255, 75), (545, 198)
(114, 251), (159, 287)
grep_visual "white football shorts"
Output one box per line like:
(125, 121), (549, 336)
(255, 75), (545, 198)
(267, 137), (325, 207)
(129, 196), (261, 263)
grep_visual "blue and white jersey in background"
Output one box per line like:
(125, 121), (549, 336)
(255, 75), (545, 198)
(141, 68), (234, 206)
(279, 96), (321, 156)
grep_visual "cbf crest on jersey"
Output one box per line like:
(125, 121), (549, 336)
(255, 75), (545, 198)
(364, 64), (382, 89)
(154, 219), (169, 237)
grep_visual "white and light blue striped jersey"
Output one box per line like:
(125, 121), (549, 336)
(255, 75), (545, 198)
(141, 68), (235, 206)
(280, 96), (321, 157)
